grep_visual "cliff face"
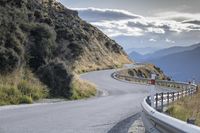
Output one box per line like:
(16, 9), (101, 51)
(0, 0), (131, 98)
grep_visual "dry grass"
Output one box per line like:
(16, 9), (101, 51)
(70, 76), (96, 100)
(166, 87), (200, 126)
(118, 64), (169, 80)
(74, 53), (132, 74)
(0, 68), (48, 105)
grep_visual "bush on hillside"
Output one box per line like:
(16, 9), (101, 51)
(37, 61), (73, 98)
(0, 46), (20, 74)
(26, 24), (56, 70)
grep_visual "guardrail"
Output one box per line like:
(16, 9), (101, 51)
(112, 72), (189, 90)
(113, 72), (200, 133)
(148, 84), (197, 112)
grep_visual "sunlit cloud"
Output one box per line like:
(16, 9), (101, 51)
(73, 7), (200, 37)
(146, 27), (165, 34)
(154, 12), (200, 22)
(72, 7), (200, 52)
(149, 38), (157, 42)
(73, 7), (143, 22)
(165, 38), (175, 43)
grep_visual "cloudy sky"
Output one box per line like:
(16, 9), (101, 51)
(59, 0), (200, 54)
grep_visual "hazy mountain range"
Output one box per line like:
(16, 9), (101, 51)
(129, 43), (200, 82)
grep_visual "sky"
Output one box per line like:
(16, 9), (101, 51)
(59, 0), (200, 54)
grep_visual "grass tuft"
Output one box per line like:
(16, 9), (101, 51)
(0, 68), (48, 106)
(70, 76), (96, 100)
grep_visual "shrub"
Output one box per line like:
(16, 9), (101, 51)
(37, 61), (73, 98)
(27, 23), (56, 70)
(0, 46), (20, 74)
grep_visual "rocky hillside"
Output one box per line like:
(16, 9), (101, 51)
(118, 64), (170, 80)
(0, 0), (131, 101)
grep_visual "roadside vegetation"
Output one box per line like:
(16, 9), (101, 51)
(0, 68), (48, 105)
(166, 86), (200, 126)
(70, 76), (96, 100)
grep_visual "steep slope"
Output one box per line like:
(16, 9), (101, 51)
(150, 47), (200, 82)
(0, 0), (131, 101)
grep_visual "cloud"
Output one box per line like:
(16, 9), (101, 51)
(72, 7), (200, 53)
(182, 19), (200, 25)
(165, 38), (175, 43)
(73, 7), (200, 36)
(149, 38), (157, 42)
(91, 20), (144, 37)
(73, 7), (142, 22)
(154, 12), (200, 22)
(146, 27), (165, 34)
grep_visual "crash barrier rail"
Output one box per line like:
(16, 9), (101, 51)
(112, 72), (189, 90)
(113, 71), (200, 133)
(147, 85), (197, 112)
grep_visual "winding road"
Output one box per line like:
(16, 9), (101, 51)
(0, 68), (172, 133)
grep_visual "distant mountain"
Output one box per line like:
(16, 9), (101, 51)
(150, 46), (200, 82)
(145, 43), (200, 60)
(128, 43), (200, 82)
(129, 51), (144, 62)
(129, 43), (200, 62)
(125, 47), (160, 55)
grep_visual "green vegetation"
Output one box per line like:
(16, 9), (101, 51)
(166, 87), (200, 126)
(0, 69), (48, 105)
(0, 0), (131, 105)
(70, 77), (96, 100)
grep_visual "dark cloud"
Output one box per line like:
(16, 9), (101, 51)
(182, 20), (200, 25)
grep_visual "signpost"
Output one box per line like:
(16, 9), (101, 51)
(150, 74), (156, 108)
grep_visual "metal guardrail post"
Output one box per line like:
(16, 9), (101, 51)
(156, 93), (158, 110)
(161, 93), (164, 112)
(167, 92), (169, 105)
(146, 96), (150, 105)
(181, 90), (184, 98)
(177, 92), (180, 100)
(172, 92), (175, 102)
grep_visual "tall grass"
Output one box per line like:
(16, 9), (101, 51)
(166, 86), (200, 126)
(70, 76), (96, 100)
(0, 68), (48, 105)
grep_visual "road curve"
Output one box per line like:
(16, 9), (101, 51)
(0, 68), (170, 133)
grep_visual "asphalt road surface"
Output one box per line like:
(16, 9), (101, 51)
(0, 68), (172, 133)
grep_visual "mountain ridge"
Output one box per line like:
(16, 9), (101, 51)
(0, 0), (131, 102)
